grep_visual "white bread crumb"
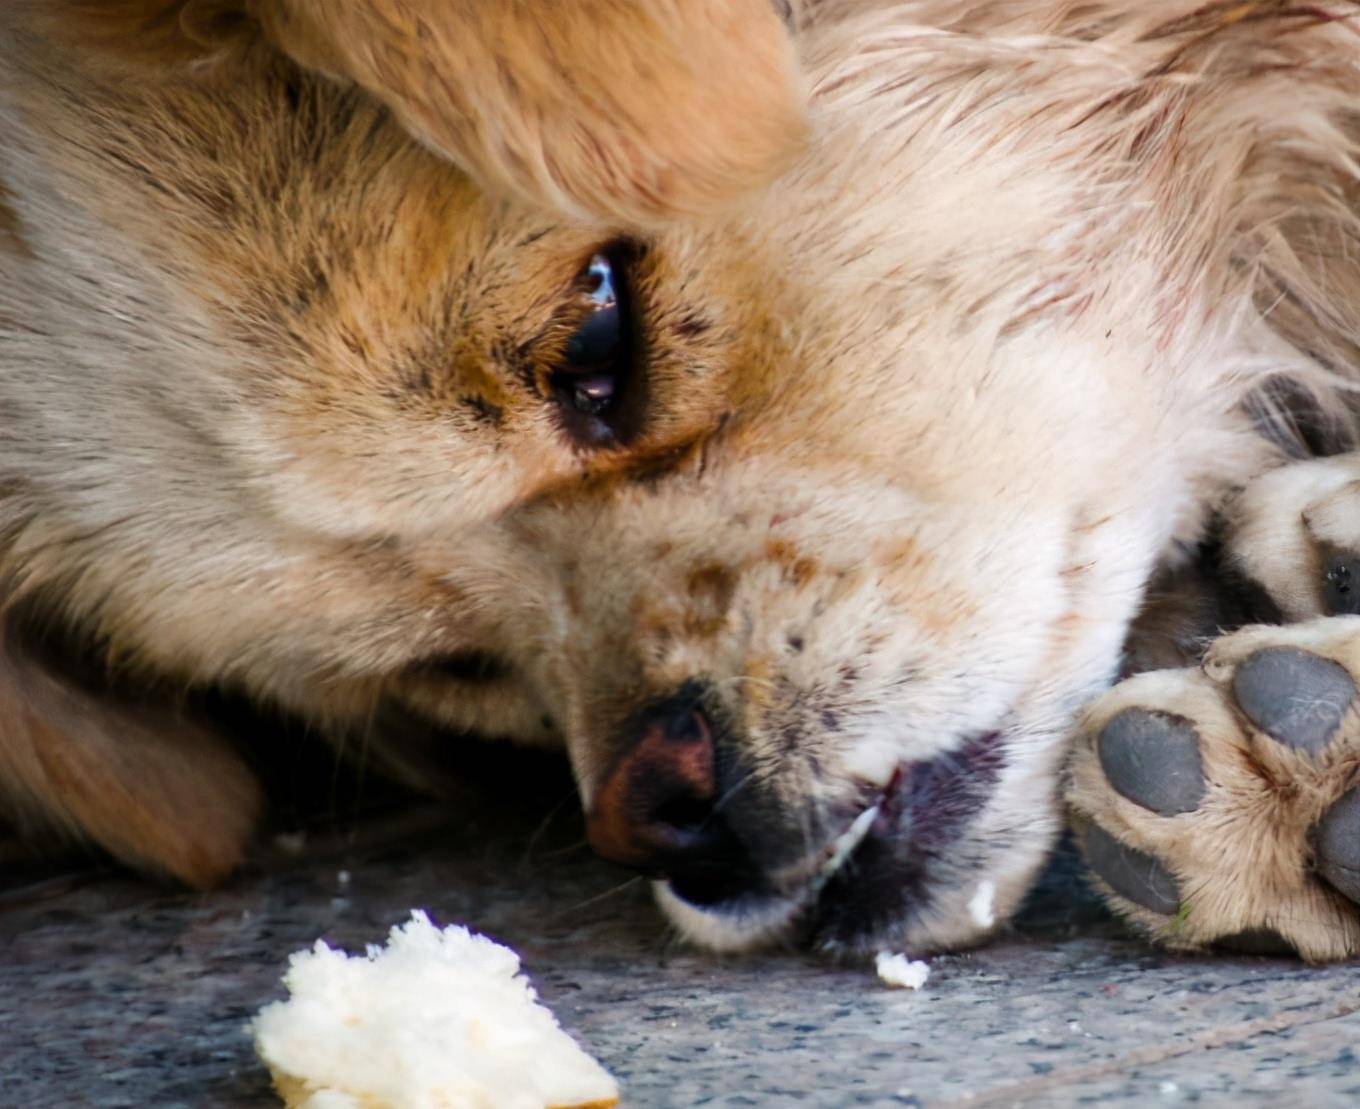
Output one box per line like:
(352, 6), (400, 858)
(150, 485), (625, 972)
(874, 952), (930, 990)
(968, 880), (996, 929)
(251, 911), (618, 1109)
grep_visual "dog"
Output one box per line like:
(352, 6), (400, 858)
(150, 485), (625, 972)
(3, 0), (1360, 962)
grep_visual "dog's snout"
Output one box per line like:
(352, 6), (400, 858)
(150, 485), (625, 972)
(587, 697), (717, 864)
(586, 694), (754, 903)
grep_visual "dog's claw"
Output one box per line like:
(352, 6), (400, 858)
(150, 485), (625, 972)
(1323, 550), (1360, 616)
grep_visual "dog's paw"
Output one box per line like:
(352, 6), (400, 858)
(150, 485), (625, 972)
(1226, 453), (1360, 621)
(1068, 618), (1360, 960)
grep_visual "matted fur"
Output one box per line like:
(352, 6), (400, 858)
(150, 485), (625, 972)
(2, 0), (1359, 948)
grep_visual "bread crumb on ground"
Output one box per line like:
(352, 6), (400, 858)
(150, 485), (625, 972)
(251, 910), (618, 1109)
(875, 951), (931, 990)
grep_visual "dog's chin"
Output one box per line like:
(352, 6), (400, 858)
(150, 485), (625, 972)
(653, 729), (1037, 957)
(653, 830), (1039, 959)
(653, 800), (884, 954)
(654, 882), (808, 954)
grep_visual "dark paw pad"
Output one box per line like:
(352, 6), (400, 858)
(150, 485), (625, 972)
(1084, 823), (1181, 914)
(1232, 647), (1355, 754)
(1316, 786), (1360, 905)
(1097, 709), (1205, 816)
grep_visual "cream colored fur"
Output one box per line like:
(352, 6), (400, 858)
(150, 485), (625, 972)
(1228, 455), (1360, 620)
(2, 0), (1359, 955)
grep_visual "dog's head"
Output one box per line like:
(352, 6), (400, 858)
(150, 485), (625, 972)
(7, 1), (1354, 951)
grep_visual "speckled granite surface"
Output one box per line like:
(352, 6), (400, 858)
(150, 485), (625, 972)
(2, 798), (1358, 1108)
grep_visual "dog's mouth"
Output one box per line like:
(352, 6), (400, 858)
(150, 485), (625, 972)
(654, 730), (1005, 953)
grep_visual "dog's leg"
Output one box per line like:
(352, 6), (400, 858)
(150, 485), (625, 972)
(0, 629), (261, 887)
(1067, 455), (1360, 959)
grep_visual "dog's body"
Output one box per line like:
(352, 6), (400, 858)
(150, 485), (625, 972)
(3, 1), (1360, 957)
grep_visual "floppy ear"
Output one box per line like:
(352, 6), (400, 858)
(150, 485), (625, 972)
(256, 0), (808, 226)
(38, 0), (807, 226)
(0, 613), (261, 887)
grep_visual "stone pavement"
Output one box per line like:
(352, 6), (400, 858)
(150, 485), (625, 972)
(2, 792), (1358, 1107)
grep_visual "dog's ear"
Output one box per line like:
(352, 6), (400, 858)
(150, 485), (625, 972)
(21, 0), (258, 68)
(37, 0), (807, 226)
(257, 0), (808, 226)
(0, 612), (261, 887)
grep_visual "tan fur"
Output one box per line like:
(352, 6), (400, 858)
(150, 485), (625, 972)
(0, 607), (261, 886)
(31, 0), (808, 227)
(0, 181), (34, 259)
(4, 0), (1360, 954)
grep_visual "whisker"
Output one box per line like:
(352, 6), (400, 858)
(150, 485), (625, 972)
(708, 767), (760, 820)
(518, 789), (581, 872)
(539, 837), (592, 860)
(554, 875), (645, 917)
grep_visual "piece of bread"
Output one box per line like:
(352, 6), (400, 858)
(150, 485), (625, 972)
(874, 952), (930, 990)
(251, 911), (618, 1109)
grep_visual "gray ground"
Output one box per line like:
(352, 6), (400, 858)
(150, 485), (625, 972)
(3, 794), (1358, 1108)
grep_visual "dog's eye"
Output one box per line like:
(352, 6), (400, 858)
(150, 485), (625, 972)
(550, 251), (638, 445)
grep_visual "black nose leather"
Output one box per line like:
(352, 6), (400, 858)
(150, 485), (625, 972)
(586, 694), (753, 903)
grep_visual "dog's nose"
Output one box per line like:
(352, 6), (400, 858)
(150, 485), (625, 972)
(587, 696), (748, 900)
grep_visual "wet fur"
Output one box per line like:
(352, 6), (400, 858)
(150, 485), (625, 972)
(2, 1), (1359, 950)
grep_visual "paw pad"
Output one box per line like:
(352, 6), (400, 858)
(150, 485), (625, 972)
(1232, 647), (1355, 753)
(1084, 823), (1180, 915)
(1316, 786), (1360, 904)
(1097, 709), (1205, 815)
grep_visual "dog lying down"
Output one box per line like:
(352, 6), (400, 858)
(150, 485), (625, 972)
(4, 0), (1360, 964)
